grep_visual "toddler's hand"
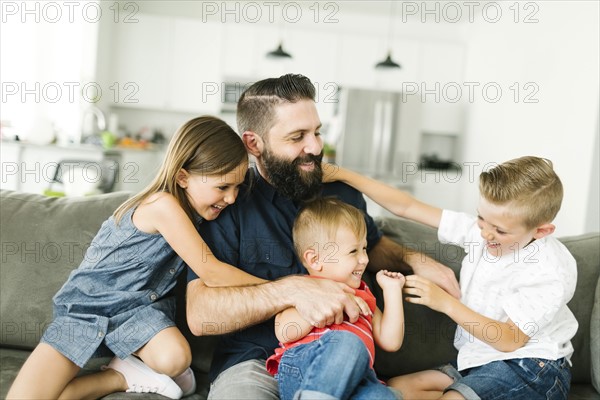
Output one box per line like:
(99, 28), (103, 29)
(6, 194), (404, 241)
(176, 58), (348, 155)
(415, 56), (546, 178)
(376, 269), (406, 290)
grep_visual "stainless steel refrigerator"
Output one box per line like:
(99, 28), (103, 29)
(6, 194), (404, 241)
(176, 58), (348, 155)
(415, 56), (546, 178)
(331, 87), (421, 186)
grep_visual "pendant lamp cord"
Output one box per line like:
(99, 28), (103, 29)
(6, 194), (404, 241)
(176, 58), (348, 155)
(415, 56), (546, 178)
(387, 1), (396, 54)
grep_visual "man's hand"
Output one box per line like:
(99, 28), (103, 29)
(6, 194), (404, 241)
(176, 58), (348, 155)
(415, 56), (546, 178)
(407, 253), (461, 299)
(350, 293), (373, 317)
(283, 276), (362, 328)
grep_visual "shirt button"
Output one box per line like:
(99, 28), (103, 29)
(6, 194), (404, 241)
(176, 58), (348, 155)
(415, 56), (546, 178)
(265, 253), (270, 261)
(97, 331), (104, 338)
(169, 268), (176, 275)
(150, 293), (158, 301)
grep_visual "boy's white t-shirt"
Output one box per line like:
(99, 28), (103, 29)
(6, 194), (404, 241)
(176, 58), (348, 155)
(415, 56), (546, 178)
(438, 210), (578, 371)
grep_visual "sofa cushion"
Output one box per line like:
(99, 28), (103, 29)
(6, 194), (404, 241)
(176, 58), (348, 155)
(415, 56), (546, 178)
(0, 190), (131, 350)
(560, 234), (600, 384)
(591, 276), (600, 392)
(373, 217), (465, 377)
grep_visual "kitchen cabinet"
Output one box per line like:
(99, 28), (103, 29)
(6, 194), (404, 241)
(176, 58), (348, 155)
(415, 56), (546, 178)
(112, 15), (223, 114)
(169, 18), (223, 113)
(337, 33), (380, 89)
(112, 14), (171, 110)
(334, 33), (422, 92)
(287, 29), (339, 123)
(220, 23), (260, 79)
(220, 25), (340, 122)
(104, 11), (466, 140)
(418, 42), (466, 135)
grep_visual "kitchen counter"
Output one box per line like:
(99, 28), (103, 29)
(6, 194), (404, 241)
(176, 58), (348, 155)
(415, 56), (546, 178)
(1, 141), (166, 194)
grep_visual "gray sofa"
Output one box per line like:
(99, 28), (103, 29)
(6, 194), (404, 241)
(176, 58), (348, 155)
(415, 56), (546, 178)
(1, 189), (599, 399)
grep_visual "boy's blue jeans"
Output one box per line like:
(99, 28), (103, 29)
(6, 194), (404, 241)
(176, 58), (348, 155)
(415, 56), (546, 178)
(275, 330), (398, 400)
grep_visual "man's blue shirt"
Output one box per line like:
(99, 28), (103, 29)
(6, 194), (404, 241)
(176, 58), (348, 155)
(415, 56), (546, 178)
(187, 168), (383, 380)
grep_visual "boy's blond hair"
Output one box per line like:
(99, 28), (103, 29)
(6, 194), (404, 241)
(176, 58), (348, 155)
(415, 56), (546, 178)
(293, 198), (367, 260)
(479, 156), (563, 229)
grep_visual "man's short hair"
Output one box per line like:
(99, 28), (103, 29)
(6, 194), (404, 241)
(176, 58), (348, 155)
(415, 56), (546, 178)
(237, 74), (316, 138)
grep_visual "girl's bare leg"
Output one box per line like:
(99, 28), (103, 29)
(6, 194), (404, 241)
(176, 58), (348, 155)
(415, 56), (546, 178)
(61, 326), (192, 399)
(9, 327), (191, 400)
(135, 326), (192, 377)
(58, 368), (127, 400)
(7, 342), (128, 400)
(7, 343), (80, 399)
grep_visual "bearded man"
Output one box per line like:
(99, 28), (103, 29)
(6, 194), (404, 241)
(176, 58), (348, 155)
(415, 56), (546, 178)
(186, 74), (460, 399)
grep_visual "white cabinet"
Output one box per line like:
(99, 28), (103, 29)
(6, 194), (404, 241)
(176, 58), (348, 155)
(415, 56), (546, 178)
(112, 15), (223, 114)
(287, 30), (339, 123)
(221, 23), (260, 79)
(418, 42), (466, 135)
(169, 18), (223, 113)
(221, 24), (296, 80)
(337, 33), (380, 88)
(333, 33), (421, 100)
(253, 25), (296, 79)
(113, 14), (171, 109)
(219, 25), (340, 122)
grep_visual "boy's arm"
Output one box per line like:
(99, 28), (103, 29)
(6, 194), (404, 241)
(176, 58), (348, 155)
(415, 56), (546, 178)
(371, 271), (405, 352)
(327, 164), (461, 299)
(405, 275), (530, 352)
(325, 165), (443, 228)
(274, 308), (314, 344)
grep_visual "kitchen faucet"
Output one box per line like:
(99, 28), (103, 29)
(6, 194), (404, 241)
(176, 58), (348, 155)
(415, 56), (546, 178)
(82, 106), (107, 137)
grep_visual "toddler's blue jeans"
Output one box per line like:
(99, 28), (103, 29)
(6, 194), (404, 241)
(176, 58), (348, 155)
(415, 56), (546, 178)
(276, 331), (398, 400)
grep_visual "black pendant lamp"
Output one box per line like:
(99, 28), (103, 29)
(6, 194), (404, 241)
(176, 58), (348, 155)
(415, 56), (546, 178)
(375, 2), (401, 69)
(376, 52), (401, 69)
(266, 42), (292, 59)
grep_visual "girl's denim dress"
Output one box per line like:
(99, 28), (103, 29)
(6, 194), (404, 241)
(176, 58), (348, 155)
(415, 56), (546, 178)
(41, 207), (197, 367)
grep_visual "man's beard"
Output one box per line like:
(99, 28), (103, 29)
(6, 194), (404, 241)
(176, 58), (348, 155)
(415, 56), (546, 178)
(262, 147), (323, 202)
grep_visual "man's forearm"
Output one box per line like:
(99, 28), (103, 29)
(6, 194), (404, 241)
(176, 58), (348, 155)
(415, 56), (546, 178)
(367, 236), (414, 274)
(186, 278), (294, 336)
(187, 274), (362, 335)
(374, 236), (462, 298)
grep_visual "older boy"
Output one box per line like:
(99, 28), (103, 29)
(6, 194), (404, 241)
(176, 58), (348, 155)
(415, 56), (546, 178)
(332, 156), (577, 399)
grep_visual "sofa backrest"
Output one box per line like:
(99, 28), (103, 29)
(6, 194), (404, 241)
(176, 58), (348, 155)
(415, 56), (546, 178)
(1, 190), (598, 388)
(0, 190), (132, 350)
(0, 189), (218, 384)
